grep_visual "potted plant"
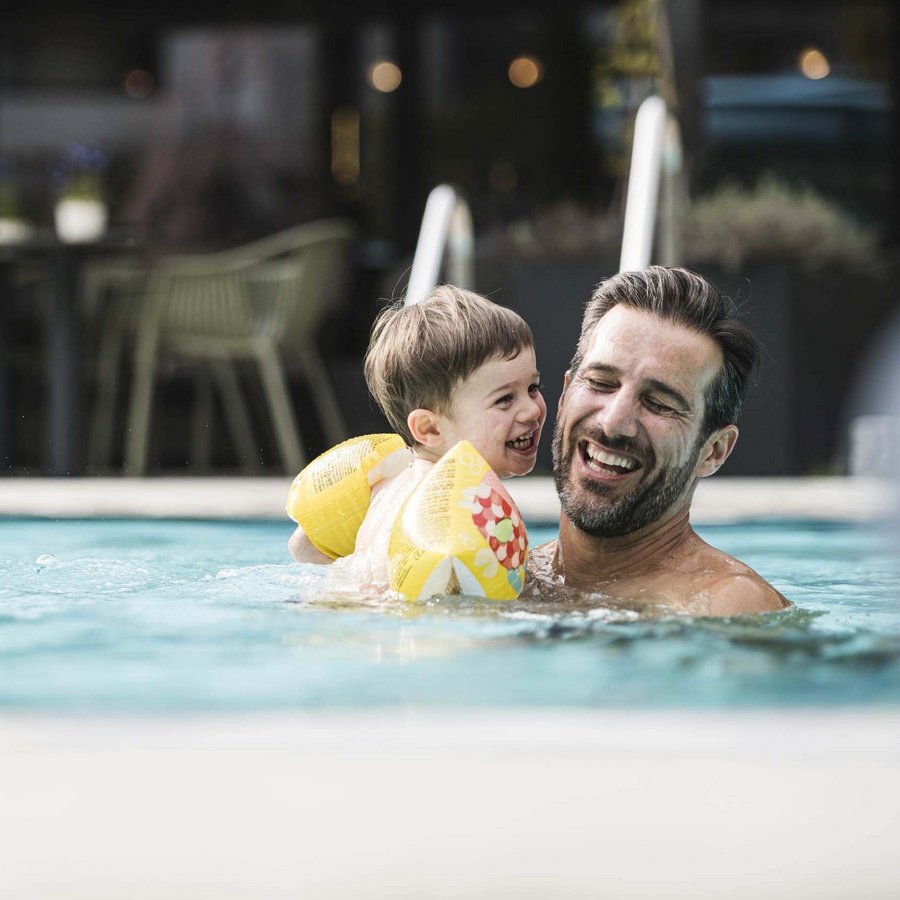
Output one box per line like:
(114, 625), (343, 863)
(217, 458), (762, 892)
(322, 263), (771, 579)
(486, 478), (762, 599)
(681, 175), (878, 273)
(52, 143), (109, 243)
(681, 175), (884, 476)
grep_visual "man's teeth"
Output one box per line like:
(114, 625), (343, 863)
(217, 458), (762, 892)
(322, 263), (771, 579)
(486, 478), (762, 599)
(507, 432), (534, 449)
(584, 443), (637, 471)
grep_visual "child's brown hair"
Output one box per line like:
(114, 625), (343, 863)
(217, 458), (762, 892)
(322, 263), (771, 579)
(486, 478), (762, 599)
(364, 285), (534, 446)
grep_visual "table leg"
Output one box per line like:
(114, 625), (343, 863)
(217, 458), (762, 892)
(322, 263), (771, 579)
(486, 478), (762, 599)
(44, 247), (83, 476)
(0, 265), (9, 470)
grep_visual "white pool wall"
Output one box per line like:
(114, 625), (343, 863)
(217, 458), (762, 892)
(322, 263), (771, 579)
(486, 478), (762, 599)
(2, 710), (899, 899)
(0, 475), (895, 522)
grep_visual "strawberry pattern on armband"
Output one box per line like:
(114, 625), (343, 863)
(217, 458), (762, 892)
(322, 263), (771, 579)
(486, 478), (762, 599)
(468, 472), (528, 571)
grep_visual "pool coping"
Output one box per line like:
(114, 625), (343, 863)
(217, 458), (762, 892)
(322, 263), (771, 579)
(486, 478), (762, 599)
(0, 475), (895, 523)
(2, 709), (899, 899)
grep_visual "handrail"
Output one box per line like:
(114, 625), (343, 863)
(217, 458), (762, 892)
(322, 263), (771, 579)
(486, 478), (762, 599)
(405, 184), (474, 305)
(619, 95), (683, 272)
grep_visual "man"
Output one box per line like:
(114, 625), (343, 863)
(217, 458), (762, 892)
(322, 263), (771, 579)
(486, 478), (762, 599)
(530, 266), (788, 616)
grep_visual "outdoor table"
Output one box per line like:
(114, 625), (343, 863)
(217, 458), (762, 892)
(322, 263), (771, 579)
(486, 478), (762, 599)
(0, 230), (143, 475)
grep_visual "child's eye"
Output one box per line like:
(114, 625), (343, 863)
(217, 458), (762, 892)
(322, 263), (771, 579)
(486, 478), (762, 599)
(528, 381), (542, 395)
(495, 394), (514, 406)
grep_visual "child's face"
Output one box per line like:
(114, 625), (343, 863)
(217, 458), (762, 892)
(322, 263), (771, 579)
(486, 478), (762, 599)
(436, 347), (546, 477)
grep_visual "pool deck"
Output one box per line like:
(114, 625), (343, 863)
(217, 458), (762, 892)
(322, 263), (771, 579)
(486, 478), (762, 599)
(0, 474), (896, 522)
(2, 709), (899, 898)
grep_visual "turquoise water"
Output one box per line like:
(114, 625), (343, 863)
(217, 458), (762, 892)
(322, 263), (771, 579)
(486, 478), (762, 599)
(1, 518), (899, 710)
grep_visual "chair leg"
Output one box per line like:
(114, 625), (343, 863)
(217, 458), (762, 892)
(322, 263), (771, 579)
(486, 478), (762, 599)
(212, 359), (260, 472)
(190, 366), (213, 473)
(124, 339), (157, 476)
(297, 339), (348, 446)
(256, 346), (305, 474)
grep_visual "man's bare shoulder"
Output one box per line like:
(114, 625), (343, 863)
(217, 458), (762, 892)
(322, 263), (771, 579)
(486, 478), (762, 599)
(525, 534), (788, 616)
(703, 572), (789, 615)
(689, 540), (789, 616)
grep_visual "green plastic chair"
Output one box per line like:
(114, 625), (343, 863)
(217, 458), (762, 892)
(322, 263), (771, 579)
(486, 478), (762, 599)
(124, 219), (356, 475)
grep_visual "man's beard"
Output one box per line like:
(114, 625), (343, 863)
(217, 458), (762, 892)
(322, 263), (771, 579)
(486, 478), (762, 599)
(552, 422), (701, 538)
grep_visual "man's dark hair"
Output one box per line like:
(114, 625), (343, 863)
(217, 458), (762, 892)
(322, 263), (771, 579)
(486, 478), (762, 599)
(570, 266), (759, 436)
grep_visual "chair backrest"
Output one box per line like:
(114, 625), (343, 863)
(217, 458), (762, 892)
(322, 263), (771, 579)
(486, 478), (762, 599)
(243, 219), (356, 345)
(146, 219), (356, 346)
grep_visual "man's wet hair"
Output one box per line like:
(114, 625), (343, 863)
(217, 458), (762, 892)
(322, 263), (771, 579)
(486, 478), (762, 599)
(365, 285), (534, 446)
(570, 266), (759, 436)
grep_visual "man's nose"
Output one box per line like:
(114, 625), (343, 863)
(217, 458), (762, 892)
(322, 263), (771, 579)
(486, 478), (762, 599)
(597, 389), (639, 438)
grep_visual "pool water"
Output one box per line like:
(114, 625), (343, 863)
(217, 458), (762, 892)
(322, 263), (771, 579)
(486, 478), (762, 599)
(2, 518), (899, 710)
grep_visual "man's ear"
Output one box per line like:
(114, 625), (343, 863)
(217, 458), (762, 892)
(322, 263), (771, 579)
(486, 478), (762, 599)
(407, 408), (444, 449)
(694, 425), (739, 478)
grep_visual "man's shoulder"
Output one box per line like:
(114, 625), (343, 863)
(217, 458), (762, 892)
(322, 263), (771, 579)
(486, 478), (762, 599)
(690, 541), (789, 615)
(704, 571), (789, 615)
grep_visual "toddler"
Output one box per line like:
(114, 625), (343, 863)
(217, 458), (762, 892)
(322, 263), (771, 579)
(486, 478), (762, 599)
(289, 285), (546, 587)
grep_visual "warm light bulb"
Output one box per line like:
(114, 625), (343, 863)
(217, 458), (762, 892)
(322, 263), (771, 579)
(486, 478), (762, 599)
(124, 68), (154, 99)
(799, 47), (830, 80)
(508, 56), (543, 89)
(368, 61), (402, 93)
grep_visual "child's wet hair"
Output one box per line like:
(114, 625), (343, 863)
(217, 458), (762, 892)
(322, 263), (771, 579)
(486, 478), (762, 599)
(364, 285), (534, 446)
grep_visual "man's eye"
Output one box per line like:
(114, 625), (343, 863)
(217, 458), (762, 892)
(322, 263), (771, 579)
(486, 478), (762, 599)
(644, 397), (672, 414)
(586, 378), (615, 392)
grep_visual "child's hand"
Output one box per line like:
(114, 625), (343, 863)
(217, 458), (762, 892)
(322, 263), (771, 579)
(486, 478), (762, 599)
(288, 526), (334, 565)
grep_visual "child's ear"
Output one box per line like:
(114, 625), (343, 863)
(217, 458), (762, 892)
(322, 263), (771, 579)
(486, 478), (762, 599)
(407, 408), (443, 448)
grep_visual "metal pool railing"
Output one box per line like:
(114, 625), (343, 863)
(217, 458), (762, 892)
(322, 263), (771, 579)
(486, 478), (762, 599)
(620, 95), (684, 272)
(404, 184), (474, 305)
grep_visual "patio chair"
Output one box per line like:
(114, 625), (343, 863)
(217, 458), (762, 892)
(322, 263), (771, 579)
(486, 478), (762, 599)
(85, 258), (150, 472)
(123, 219), (356, 475)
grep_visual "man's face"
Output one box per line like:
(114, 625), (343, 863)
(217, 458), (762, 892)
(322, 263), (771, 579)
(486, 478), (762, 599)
(552, 305), (724, 538)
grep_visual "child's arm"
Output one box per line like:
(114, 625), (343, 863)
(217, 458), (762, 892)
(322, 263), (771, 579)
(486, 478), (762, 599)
(288, 525), (334, 565)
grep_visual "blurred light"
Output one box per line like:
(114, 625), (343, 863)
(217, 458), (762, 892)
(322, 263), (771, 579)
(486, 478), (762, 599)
(489, 161), (518, 194)
(368, 61), (402, 93)
(124, 68), (155, 99)
(331, 107), (360, 187)
(508, 56), (543, 89)
(799, 47), (830, 80)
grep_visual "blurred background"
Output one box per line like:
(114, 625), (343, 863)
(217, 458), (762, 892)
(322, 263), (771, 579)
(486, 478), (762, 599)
(0, 0), (895, 478)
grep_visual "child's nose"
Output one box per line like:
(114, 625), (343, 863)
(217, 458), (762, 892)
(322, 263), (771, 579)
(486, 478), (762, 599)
(519, 393), (545, 423)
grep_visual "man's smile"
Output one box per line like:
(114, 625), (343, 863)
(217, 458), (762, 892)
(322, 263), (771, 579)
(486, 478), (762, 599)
(577, 437), (644, 481)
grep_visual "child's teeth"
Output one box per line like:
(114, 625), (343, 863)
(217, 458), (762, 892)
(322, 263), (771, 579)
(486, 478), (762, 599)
(508, 432), (533, 449)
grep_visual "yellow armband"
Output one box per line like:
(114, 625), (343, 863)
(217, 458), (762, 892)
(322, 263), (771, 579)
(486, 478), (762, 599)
(286, 434), (412, 559)
(387, 441), (528, 601)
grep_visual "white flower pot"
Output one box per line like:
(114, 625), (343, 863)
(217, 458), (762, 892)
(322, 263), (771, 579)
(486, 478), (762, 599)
(54, 198), (108, 243)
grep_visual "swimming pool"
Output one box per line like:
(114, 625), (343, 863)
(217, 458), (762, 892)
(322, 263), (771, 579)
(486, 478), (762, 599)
(3, 517), (898, 711)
